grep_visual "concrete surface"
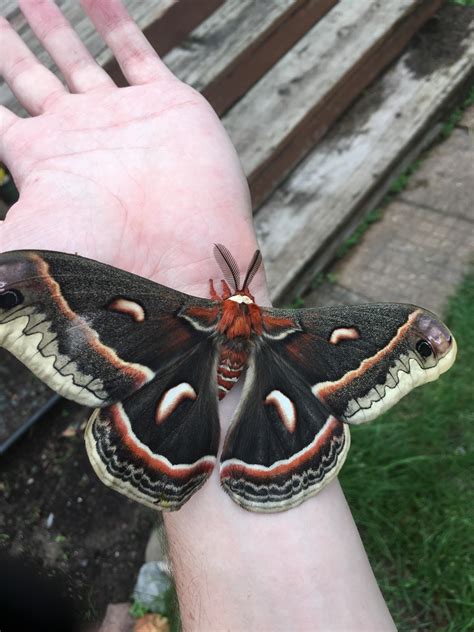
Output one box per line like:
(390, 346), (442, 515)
(306, 106), (474, 313)
(401, 128), (473, 223)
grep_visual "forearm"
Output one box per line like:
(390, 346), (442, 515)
(164, 385), (396, 632)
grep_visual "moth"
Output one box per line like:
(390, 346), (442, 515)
(0, 246), (456, 512)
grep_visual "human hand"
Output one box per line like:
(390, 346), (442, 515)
(0, 3), (395, 629)
(0, 0), (261, 298)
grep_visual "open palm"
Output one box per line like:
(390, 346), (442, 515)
(0, 0), (259, 297)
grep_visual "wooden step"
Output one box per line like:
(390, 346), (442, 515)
(164, 0), (337, 115)
(222, 0), (443, 208)
(256, 5), (474, 303)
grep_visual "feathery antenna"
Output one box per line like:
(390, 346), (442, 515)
(242, 249), (262, 290)
(213, 244), (241, 292)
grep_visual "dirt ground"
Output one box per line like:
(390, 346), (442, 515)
(0, 397), (156, 628)
(0, 351), (54, 451)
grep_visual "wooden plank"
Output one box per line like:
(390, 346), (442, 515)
(165, 0), (338, 116)
(255, 12), (474, 303)
(0, 0), (221, 114)
(222, 0), (443, 209)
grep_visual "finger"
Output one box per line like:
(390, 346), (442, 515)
(0, 16), (66, 115)
(80, 0), (174, 85)
(18, 0), (115, 93)
(0, 106), (20, 169)
(0, 106), (19, 149)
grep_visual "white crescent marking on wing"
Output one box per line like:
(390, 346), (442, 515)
(108, 298), (145, 322)
(156, 382), (197, 423)
(329, 327), (359, 344)
(265, 389), (297, 433)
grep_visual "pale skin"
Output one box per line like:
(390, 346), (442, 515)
(0, 2), (396, 630)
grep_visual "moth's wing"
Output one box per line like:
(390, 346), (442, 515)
(260, 303), (457, 424)
(0, 250), (220, 407)
(220, 303), (456, 512)
(220, 341), (350, 512)
(85, 339), (220, 511)
(0, 250), (222, 510)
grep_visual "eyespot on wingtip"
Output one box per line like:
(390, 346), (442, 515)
(414, 309), (457, 373)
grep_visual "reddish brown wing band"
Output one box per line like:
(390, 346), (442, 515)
(221, 413), (350, 512)
(86, 406), (216, 511)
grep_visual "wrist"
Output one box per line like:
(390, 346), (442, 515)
(163, 382), (394, 630)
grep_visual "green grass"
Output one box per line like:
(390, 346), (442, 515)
(341, 269), (474, 631)
(385, 161), (421, 198)
(129, 601), (150, 618)
(449, 0), (474, 6)
(336, 208), (383, 258)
